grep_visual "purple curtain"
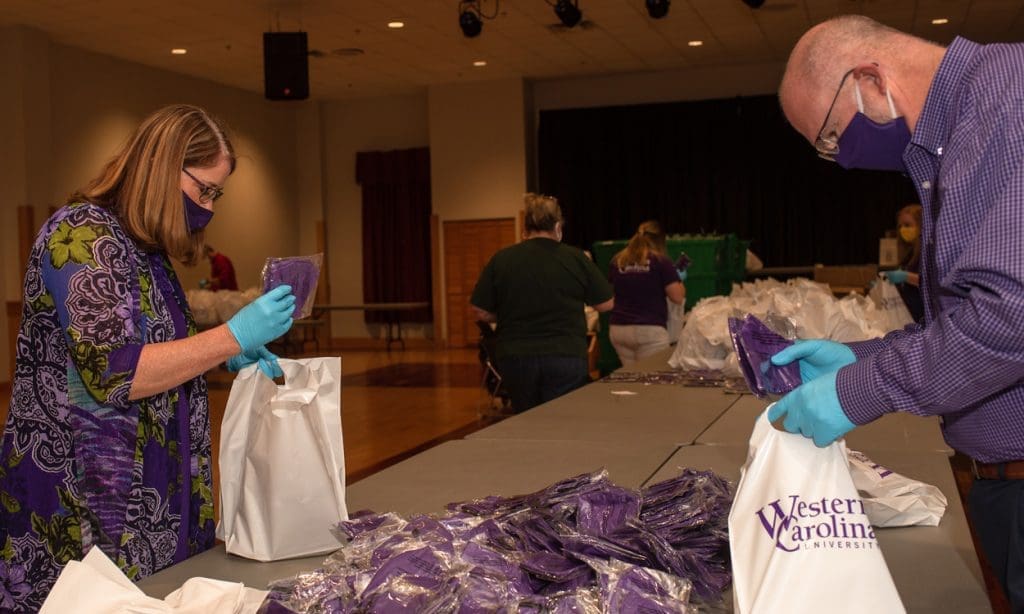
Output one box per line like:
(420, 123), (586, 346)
(356, 147), (432, 323)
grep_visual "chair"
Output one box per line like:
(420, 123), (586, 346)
(271, 306), (327, 356)
(476, 321), (513, 417)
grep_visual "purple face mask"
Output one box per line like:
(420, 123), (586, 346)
(835, 82), (911, 172)
(183, 192), (213, 233)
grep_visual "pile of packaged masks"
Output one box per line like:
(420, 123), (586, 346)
(262, 469), (733, 613)
(602, 370), (746, 391)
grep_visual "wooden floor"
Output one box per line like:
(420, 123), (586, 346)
(205, 347), (491, 487)
(0, 346), (499, 521)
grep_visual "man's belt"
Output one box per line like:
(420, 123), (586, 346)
(972, 459), (1024, 480)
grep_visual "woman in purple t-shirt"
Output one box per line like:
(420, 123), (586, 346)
(607, 221), (685, 366)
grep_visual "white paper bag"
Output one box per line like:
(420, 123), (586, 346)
(40, 548), (268, 613)
(728, 411), (905, 614)
(667, 298), (686, 343)
(868, 277), (914, 332)
(217, 357), (348, 561)
(848, 450), (948, 527)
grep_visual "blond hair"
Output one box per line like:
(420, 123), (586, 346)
(897, 203), (922, 270)
(523, 193), (563, 234)
(70, 104), (235, 266)
(612, 220), (667, 269)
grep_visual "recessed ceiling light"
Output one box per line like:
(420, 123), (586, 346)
(473, 60), (487, 67)
(388, 21), (404, 29)
(931, 18), (949, 25)
(687, 40), (703, 47)
(171, 48), (187, 55)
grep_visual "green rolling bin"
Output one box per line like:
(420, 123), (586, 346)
(591, 234), (749, 375)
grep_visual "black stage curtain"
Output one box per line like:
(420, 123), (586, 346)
(356, 147), (432, 323)
(538, 96), (918, 267)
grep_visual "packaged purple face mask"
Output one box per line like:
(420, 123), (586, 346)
(261, 253), (323, 319)
(674, 252), (691, 272)
(728, 314), (802, 398)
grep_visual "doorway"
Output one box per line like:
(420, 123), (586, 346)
(442, 218), (516, 347)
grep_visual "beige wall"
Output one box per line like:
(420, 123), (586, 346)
(428, 78), (529, 341)
(428, 78), (529, 221)
(319, 94), (429, 338)
(0, 25), (788, 377)
(0, 26), (300, 382)
(48, 43), (301, 291)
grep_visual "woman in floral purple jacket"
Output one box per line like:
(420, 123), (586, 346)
(0, 105), (295, 611)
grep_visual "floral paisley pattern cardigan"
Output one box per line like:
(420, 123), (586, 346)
(0, 202), (215, 611)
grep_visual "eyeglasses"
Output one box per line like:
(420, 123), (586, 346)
(813, 68), (856, 162)
(182, 168), (224, 202)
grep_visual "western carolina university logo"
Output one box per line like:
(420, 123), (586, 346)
(755, 495), (878, 553)
(849, 450), (894, 478)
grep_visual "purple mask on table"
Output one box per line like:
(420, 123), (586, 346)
(183, 192), (213, 233)
(835, 82), (911, 172)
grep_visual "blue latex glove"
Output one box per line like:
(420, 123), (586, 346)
(767, 371), (856, 447)
(770, 339), (856, 383)
(226, 346), (283, 379)
(882, 269), (909, 284)
(226, 285), (295, 354)
(677, 269), (688, 282)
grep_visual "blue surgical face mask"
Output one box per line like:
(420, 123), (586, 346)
(183, 192), (214, 233)
(835, 81), (911, 172)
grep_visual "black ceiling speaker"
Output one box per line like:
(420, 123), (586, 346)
(554, 0), (582, 28)
(263, 32), (309, 100)
(646, 0), (670, 19)
(459, 6), (483, 37)
(741, 0), (766, 7)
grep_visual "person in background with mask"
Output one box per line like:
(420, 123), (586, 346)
(882, 203), (923, 321)
(607, 220), (685, 366)
(471, 193), (614, 413)
(0, 104), (295, 611)
(772, 15), (1024, 609)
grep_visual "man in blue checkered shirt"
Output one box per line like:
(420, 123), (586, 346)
(773, 14), (1024, 608)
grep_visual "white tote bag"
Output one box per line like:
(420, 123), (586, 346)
(666, 297), (686, 343)
(868, 277), (914, 332)
(729, 411), (905, 614)
(217, 357), (348, 561)
(848, 449), (947, 528)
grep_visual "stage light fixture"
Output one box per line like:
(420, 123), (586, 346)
(459, 4), (483, 37)
(554, 0), (583, 28)
(646, 0), (670, 19)
(459, 1), (502, 38)
(741, 0), (766, 7)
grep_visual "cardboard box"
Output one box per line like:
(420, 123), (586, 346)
(813, 264), (878, 295)
(879, 238), (899, 267)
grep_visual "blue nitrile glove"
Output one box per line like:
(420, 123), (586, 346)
(226, 346), (283, 379)
(767, 371), (855, 447)
(882, 269), (909, 284)
(677, 269), (688, 282)
(770, 339), (856, 383)
(226, 285), (295, 354)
